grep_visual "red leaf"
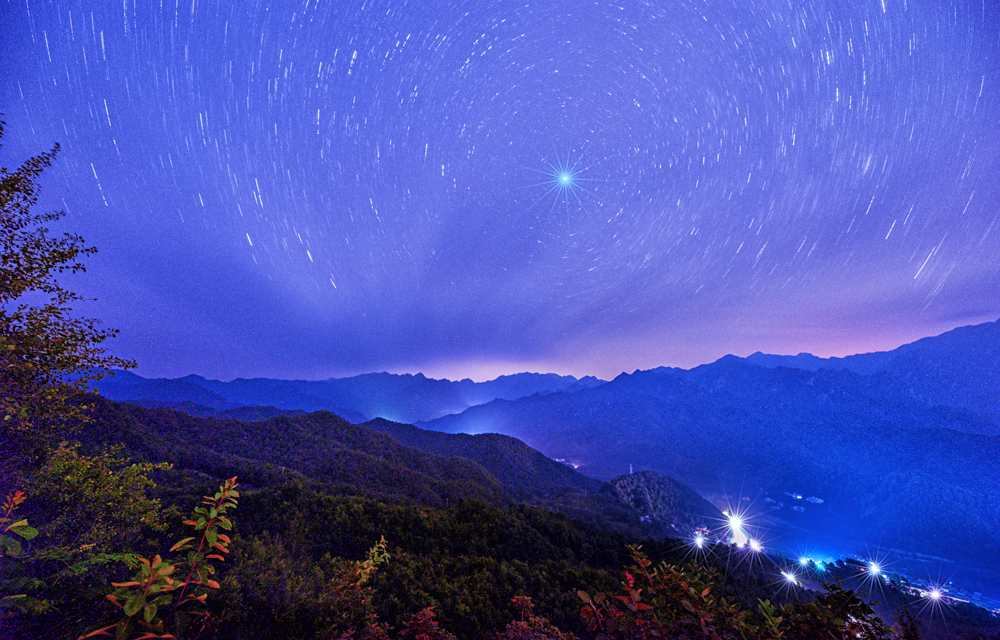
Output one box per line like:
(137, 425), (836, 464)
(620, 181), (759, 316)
(80, 624), (118, 638)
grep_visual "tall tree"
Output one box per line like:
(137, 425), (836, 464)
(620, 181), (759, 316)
(0, 120), (134, 484)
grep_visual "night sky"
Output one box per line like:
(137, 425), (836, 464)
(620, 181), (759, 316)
(2, 0), (998, 382)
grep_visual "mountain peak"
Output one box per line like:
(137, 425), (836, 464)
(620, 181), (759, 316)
(607, 470), (721, 534)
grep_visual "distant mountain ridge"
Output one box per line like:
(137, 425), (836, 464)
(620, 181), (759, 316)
(744, 318), (1000, 374)
(125, 398), (309, 422)
(94, 370), (605, 424)
(740, 318), (1000, 418)
(420, 319), (1000, 596)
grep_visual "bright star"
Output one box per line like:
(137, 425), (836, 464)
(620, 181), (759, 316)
(519, 143), (603, 220)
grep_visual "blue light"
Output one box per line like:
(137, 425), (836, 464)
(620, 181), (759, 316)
(521, 145), (601, 217)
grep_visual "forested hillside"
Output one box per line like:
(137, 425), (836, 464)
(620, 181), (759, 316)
(5, 396), (1000, 639)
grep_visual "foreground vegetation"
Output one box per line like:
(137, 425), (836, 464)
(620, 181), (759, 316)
(1, 468), (923, 640)
(9, 408), (1000, 639)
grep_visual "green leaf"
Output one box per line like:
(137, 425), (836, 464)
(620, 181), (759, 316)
(123, 593), (145, 617)
(1, 537), (24, 557)
(151, 594), (173, 606)
(143, 603), (158, 623)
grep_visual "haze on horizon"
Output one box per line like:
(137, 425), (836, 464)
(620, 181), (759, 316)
(2, 0), (998, 383)
(113, 317), (996, 385)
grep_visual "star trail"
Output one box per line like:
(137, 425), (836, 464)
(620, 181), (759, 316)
(1, 0), (998, 381)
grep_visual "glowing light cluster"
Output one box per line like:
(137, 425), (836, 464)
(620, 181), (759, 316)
(726, 511), (749, 547)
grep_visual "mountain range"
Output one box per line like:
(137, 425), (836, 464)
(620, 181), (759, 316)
(422, 319), (1000, 597)
(94, 370), (604, 424)
(90, 318), (1000, 597)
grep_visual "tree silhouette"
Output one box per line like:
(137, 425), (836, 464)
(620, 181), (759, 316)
(0, 120), (134, 484)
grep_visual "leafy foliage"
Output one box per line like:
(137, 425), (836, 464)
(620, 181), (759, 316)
(577, 545), (897, 640)
(1, 447), (175, 636)
(399, 607), (457, 640)
(498, 597), (576, 640)
(0, 490), (38, 559)
(81, 477), (238, 640)
(0, 489), (46, 616)
(219, 532), (393, 639)
(26, 443), (172, 553)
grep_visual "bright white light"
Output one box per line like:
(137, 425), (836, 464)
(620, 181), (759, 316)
(727, 513), (748, 546)
(799, 557), (810, 566)
(782, 571), (798, 585)
(929, 588), (942, 600)
(694, 534), (705, 549)
(523, 148), (600, 216)
(869, 563), (881, 575)
(749, 539), (762, 552)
